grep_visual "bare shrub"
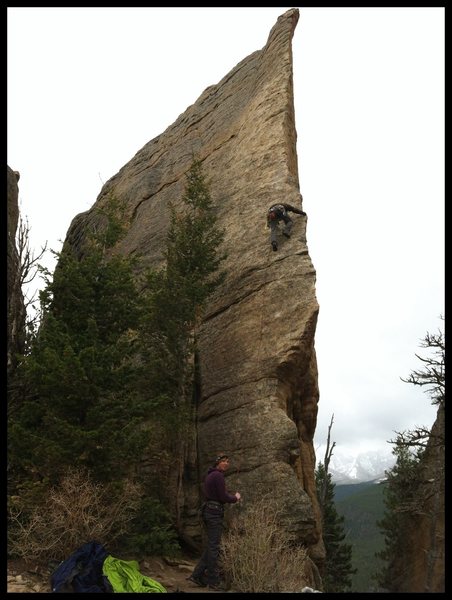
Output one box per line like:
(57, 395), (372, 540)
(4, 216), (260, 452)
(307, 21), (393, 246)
(8, 467), (142, 564)
(221, 495), (309, 592)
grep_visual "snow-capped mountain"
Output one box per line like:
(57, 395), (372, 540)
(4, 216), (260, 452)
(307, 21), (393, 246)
(326, 450), (395, 484)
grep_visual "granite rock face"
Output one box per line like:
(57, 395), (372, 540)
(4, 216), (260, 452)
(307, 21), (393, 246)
(65, 8), (324, 569)
(7, 166), (26, 375)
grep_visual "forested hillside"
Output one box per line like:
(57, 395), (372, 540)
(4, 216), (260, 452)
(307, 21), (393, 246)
(335, 481), (386, 592)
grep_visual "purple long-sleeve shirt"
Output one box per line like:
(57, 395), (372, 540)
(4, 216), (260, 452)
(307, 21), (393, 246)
(203, 467), (237, 504)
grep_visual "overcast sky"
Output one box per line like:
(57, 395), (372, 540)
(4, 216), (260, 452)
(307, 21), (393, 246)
(7, 7), (444, 461)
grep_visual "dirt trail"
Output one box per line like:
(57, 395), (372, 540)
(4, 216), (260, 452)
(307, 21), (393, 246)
(7, 554), (228, 593)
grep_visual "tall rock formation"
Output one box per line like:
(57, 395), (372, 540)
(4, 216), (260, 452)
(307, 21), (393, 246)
(64, 8), (324, 578)
(7, 166), (26, 376)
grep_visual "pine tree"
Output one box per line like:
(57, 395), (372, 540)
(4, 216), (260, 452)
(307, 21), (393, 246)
(132, 157), (226, 528)
(138, 157), (225, 431)
(315, 462), (356, 592)
(375, 444), (423, 592)
(9, 196), (150, 483)
(375, 318), (445, 592)
(166, 156), (226, 314)
(8, 160), (227, 549)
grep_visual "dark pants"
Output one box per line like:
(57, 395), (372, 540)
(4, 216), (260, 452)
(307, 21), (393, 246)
(269, 214), (293, 245)
(193, 509), (224, 585)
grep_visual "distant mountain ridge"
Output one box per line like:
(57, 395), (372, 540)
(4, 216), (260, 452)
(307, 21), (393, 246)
(327, 450), (395, 484)
(334, 480), (386, 592)
(333, 479), (382, 502)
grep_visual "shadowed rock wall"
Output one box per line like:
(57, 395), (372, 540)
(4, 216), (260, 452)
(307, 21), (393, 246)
(7, 166), (26, 375)
(64, 8), (324, 571)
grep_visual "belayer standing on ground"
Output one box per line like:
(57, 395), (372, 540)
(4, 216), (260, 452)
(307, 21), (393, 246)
(188, 453), (241, 591)
(267, 196), (306, 251)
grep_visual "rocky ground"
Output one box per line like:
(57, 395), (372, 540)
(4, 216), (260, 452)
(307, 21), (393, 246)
(7, 554), (223, 593)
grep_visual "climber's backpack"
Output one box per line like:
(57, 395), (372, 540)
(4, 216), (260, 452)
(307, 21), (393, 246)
(51, 540), (113, 593)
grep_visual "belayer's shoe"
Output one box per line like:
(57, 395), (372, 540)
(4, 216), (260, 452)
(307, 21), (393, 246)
(283, 231), (291, 238)
(187, 574), (207, 587)
(272, 241), (278, 251)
